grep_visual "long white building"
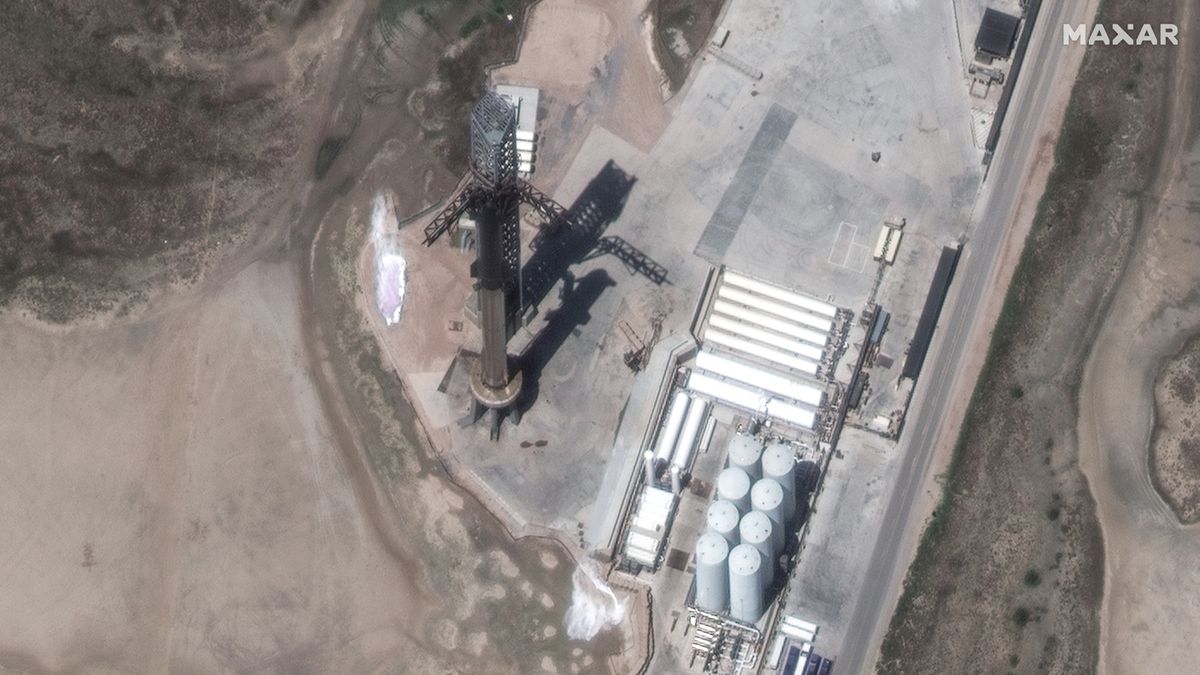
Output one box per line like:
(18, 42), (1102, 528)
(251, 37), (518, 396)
(688, 269), (841, 432)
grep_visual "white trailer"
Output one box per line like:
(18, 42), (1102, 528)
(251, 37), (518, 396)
(516, 139), (535, 153)
(515, 129), (536, 142)
(696, 350), (824, 407)
(779, 622), (815, 643)
(653, 391), (690, 467)
(721, 270), (837, 317)
(872, 226), (891, 261)
(767, 635), (788, 670)
(707, 314), (824, 361)
(783, 616), (819, 634)
(704, 329), (820, 376)
(711, 300), (829, 346)
(518, 161), (533, 174)
(717, 286), (834, 333)
(883, 228), (904, 264)
(671, 397), (709, 473)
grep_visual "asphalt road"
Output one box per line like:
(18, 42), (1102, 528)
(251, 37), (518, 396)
(836, 1), (1094, 672)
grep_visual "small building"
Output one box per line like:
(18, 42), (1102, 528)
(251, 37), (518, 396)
(974, 8), (1021, 61)
(494, 84), (539, 176)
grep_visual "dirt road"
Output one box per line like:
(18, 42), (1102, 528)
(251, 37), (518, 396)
(1077, 2), (1200, 670)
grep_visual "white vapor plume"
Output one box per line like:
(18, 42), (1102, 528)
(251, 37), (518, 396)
(564, 562), (627, 641)
(371, 192), (407, 326)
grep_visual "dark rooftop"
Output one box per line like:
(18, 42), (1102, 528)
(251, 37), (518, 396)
(975, 8), (1021, 58)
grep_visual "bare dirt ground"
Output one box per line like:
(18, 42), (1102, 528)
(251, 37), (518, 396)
(647, 0), (726, 92)
(0, 1), (622, 672)
(1149, 335), (1200, 524)
(493, 0), (670, 189)
(878, 0), (1188, 672)
(1076, 0), (1200, 670)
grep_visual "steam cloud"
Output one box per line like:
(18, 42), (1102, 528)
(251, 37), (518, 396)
(371, 192), (407, 326)
(564, 563), (627, 641)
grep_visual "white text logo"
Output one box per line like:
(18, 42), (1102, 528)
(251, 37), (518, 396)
(1063, 23), (1179, 46)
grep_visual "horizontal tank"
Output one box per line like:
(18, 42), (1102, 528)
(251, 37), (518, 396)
(711, 299), (829, 347)
(672, 397), (710, 473)
(721, 270), (837, 317)
(652, 391), (690, 469)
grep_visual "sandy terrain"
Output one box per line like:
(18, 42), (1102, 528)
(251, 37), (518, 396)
(0, 1), (626, 672)
(0, 262), (429, 673)
(1149, 336), (1200, 523)
(494, 0), (669, 188)
(1077, 2), (1200, 669)
(501, 3), (615, 94)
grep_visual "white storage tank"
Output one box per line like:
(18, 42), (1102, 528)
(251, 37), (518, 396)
(761, 442), (797, 522)
(672, 397), (710, 473)
(727, 434), (763, 479)
(717, 467), (752, 513)
(694, 532), (730, 613)
(653, 391), (690, 470)
(706, 499), (740, 546)
(739, 510), (776, 586)
(751, 478), (786, 552)
(728, 544), (765, 623)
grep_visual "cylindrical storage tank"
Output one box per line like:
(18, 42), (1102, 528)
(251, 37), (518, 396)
(739, 511), (776, 586)
(672, 398), (710, 473)
(653, 391), (690, 469)
(694, 533), (730, 613)
(728, 544), (765, 623)
(761, 443), (797, 522)
(727, 434), (763, 479)
(706, 500), (740, 547)
(670, 465), (683, 495)
(751, 478), (786, 552)
(717, 467), (752, 513)
(642, 450), (656, 486)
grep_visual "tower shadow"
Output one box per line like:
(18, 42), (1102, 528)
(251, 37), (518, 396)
(520, 159), (639, 312)
(516, 268), (617, 411)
